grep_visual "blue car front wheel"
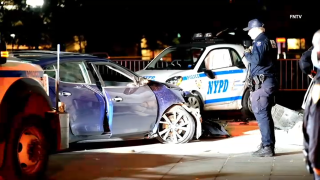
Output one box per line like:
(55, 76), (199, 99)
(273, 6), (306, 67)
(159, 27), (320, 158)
(156, 105), (195, 144)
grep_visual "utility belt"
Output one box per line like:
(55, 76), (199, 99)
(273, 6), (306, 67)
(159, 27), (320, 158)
(247, 74), (268, 92)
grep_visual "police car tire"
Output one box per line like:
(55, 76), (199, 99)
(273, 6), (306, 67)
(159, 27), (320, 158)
(186, 92), (204, 112)
(193, 92), (204, 112)
(156, 106), (195, 144)
(1, 114), (49, 180)
(241, 89), (254, 118)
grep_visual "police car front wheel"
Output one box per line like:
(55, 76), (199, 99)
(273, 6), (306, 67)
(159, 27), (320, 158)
(187, 96), (201, 109)
(156, 105), (195, 144)
(241, 89), (254, 118)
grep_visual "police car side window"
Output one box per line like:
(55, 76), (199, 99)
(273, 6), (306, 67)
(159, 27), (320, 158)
(230, 49), (245, 68)
(204, 49), (232, 70)
(198, 60), (206, 72)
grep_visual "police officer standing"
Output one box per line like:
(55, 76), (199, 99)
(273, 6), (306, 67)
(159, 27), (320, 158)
(299, 45), (317, 78)
(303, 29), (320, 180)
(243, 19), (278, 157)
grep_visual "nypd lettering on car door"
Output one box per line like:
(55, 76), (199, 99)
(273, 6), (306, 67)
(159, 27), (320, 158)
(207, 79), (229, 94)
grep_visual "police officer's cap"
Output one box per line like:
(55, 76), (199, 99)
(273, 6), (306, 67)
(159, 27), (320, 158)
(243, 19), (264, 31)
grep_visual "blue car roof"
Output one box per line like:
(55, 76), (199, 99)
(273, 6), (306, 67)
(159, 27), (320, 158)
(10, 51), (111, 67)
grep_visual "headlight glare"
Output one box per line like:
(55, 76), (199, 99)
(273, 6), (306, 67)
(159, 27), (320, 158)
(165, 76), (183, 86)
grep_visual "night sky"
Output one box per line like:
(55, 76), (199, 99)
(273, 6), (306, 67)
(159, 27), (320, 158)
(76, 0), (317, 51)
(9, 0), (316, 54)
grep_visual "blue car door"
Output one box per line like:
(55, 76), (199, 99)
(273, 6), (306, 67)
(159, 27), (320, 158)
(90, 62), (158, 136)
(43, 61), (106, 136)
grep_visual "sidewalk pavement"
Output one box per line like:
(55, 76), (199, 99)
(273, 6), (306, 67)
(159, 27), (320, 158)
(47, 121), (313, 180)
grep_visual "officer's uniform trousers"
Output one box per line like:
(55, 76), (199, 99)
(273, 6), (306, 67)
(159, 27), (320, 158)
(250, 76), (277, 146)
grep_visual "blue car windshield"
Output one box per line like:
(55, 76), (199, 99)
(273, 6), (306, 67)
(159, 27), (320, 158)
(145, 47), (205, 70)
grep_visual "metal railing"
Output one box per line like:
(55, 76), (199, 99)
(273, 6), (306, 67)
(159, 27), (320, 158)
(113, 60), (151, 72)
(113, 59), (311, 91)
(277, 59), (312, 91)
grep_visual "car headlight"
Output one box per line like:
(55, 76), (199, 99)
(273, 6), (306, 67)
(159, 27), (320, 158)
(166, 76), (183, 86)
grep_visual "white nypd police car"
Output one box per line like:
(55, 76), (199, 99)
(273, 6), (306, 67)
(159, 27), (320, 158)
(136, 33), (253, 118)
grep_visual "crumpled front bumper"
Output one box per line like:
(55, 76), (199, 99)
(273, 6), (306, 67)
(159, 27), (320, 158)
(180, 103), (202, 139)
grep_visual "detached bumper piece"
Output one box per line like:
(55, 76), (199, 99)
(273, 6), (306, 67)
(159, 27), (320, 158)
(271, 104), (303, 131)
(181, 104), (202, 139)
(202, 120), (230, 137)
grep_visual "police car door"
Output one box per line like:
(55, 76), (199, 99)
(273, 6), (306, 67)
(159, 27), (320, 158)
(204, 48), (246, 110)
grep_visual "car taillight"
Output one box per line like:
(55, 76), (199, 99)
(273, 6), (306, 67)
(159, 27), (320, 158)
(39, 74), (49, 96)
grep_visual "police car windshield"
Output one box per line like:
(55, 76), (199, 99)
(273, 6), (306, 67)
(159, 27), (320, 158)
(145, 47), (204, 70)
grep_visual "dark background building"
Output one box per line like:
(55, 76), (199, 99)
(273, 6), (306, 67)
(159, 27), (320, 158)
(1, 0), (318, 56)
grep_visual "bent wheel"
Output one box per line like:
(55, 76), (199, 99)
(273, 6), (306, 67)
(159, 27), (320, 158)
(1, 114), (49, 180)
(156, 106), (195, 144)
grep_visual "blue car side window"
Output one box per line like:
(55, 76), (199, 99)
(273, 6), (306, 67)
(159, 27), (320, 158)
(96, 65), (134, 86)
(44, 65), (56, 78)
(60, 62), (86, 83)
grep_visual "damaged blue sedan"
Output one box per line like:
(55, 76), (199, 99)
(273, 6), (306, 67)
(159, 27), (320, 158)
(12, 51), (202, 144)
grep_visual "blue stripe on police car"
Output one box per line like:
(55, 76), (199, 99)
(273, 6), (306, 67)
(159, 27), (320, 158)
(182, 69), (246, 81)
(144, 76), (156, 80)
(205, 96), (242, 104)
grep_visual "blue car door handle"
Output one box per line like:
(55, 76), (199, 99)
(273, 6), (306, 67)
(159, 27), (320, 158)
(112, 96), (123, 102)
(59, 91), (72, 97)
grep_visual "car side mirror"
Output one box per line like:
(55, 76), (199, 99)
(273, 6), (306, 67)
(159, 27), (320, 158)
(243, 40), (252, 49)
(204, 70), (215, 79)
(138, 76), (149, 86)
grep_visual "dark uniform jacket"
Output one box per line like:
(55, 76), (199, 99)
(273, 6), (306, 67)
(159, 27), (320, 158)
(299, 46), (316, 75)
(244, 33), (278, 77)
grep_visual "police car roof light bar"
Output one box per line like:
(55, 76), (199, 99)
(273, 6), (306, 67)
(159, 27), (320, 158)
(192, 32), (225, 43)
(55, 44), (60, 111)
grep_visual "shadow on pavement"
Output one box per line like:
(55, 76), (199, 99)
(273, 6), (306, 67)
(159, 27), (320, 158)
(275, 151), (303, 156)
(63, 139), (160, 153)
(46, 152), (232, 180)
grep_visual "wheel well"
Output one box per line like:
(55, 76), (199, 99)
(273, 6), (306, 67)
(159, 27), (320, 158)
(241, 88), (250, 106)
(0, 78), (57, 167)
(190, 90), (204, 103)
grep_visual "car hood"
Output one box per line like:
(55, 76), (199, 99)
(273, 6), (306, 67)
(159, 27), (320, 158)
(136, 70), (192, 82)
(146, 80), (185, 101)
(147, 79), (182, 91)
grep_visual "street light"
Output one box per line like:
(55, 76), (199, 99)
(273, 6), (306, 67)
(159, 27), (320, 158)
(10, 34), (15, 51)
(26, 0), (44, 8)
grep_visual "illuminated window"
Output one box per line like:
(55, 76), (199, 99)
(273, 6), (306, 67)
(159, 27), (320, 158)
(301, 38), (306, 49)
(287, 38), (306, 50)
